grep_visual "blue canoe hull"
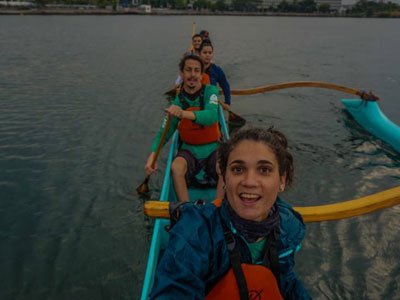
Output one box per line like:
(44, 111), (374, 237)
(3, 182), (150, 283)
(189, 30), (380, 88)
(342, 99), (400, 153)
(140, 107), (229, 299)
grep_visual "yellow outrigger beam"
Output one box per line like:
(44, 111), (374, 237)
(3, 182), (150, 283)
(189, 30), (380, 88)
(144, 186), (400, 223)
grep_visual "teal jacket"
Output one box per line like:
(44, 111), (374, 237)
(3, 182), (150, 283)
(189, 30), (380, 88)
(150, 198), (311, 299)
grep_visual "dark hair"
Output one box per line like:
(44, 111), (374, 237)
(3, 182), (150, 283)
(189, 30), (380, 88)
(179, 54), (204, 73)
(192, 34), (202, 40)
(218, 126), (294, 186)
(199, 40), (213, 53)
(199, 30), (210, 38)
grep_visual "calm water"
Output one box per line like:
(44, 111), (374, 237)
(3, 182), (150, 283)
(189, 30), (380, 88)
(0, 15), (399, 300)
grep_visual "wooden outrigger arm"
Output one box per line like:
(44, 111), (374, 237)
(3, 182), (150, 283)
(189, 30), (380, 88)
(228, 81), (379, 100)
(144, 186), (400, 223)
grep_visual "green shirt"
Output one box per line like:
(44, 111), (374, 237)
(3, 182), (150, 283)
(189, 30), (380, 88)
(248, 238), (267, 264)
(151, 85), (220, 159)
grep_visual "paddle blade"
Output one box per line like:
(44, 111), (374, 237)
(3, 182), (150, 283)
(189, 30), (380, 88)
(228, 111), (246, 134)
(136, 176), (150, 195)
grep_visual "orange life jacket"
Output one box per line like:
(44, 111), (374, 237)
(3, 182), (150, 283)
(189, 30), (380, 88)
(177, 86), (220, 145)
(206, 198), (283, 300)
(213, 198), (223, 207)
(206, 264), (283, 300)
(202, 73), (211, 85)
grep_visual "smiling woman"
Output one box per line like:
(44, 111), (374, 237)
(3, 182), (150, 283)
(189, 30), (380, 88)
(149, 127), (311, 300)
(219, 128), (292, 222)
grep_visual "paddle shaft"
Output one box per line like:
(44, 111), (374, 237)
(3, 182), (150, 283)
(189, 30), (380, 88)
(151, 115), (171, 169)
(188, 22), (196, 52)
(218, 100), (231, 112)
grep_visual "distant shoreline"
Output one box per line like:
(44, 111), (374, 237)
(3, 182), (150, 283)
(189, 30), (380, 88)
(1, 7), (399, 17)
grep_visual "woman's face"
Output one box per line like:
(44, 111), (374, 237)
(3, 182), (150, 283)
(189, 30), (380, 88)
(200, 46), (214, 65)
(224, 140), (286, 222)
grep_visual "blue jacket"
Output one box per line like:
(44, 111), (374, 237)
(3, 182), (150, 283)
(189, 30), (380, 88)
(207, 63), (231, 105)
(150, 198), (311, 299)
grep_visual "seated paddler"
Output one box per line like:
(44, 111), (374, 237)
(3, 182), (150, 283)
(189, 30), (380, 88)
(150, 126), (311, 299)
(145, 54), (223, 202)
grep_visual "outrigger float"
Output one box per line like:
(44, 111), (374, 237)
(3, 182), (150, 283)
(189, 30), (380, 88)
(140, 81), (400, 299)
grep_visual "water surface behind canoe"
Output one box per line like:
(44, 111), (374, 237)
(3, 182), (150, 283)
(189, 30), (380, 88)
(0, 15), (399, 300)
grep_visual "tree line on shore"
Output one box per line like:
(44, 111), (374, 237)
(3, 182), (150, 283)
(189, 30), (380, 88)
(23, 0), (400, 16)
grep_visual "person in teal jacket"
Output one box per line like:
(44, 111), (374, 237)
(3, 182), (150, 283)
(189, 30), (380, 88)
(150, 127), (311, 299)
(145, 54), (222, 202)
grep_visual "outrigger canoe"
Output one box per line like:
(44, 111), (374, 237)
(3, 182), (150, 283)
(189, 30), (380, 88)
(140, 85), (400, 299)
(140, 106), (229, 300)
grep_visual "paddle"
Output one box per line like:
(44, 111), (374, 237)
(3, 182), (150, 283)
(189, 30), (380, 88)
(136, 115), (172, 195)
(142, 186), (400, 222)
(218, 100), (246, 133)
(189, 22), (196, 52)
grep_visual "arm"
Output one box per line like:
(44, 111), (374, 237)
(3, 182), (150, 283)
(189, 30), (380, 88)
(215, 65), (231, 105)
(150, 206), (212, 299)
(192, 85), (219, 126)
(165, 105), (196, 121)
(144, 152), (157, 175)
(165, 86), (219, 126)
(150, 114), (179, 153)
(146, 112), (179, 175)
